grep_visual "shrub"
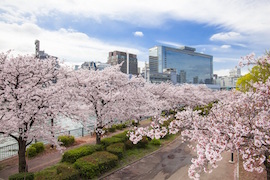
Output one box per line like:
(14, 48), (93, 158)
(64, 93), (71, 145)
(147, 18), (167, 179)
(112, 131), (128, 141)
(106, 143), (125, 158)
(32, 142), (45, 154)
(108, 125), (116, 132)
(34, 163), (79, 180)
(58, 135), (75, 147)
(115, 124), (125, 130)
(56, 163), (80, 180)
(131, 120), (139, 126)
(150, 138), (161, 146)
(9, 172), (34, 180)
(124, 140), (135, 150)
(34, 167), (56, 180)
(62, 144), (103, 163)
(74, 151), (118, 179)
(137, 136), (149, 148)
(101, 137), (123, 147)
(26, 146), (37, 158)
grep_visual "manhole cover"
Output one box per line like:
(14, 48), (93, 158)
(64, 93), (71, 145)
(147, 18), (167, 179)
(167, 154), (175, 159)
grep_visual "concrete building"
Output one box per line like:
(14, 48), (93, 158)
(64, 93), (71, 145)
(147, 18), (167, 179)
(216, 67), (241, 90)
(35, 40), (57, 60)
(107, 51), (138, 75)
(81, 61), (111, 71)
(149, 45), (213, 84)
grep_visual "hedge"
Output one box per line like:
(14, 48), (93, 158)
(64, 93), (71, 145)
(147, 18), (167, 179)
(150, 138), (161, 146)
(124, 136), (149, 149)
(26, 146), (37, 158)
(26, 142), (45, 158)
(112, 131), (128, 141)
(32, 142), (45, 153)
(108, 125), (117, 132)
(58, 135), (75, 147)
(74, 151), (118, 179)
(106, 143), (125, 158)
(9, 172), (34, 180)
(62, 144), (103, 163)
(34, 163), (79, 180)
(137, 136), (149, 148)
(100, 137), (123, 147)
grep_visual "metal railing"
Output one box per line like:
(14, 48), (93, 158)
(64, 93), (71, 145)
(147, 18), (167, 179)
(0, 125), (95, 161)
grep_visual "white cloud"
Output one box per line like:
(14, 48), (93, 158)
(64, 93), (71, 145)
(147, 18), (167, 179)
(133, 31), (144, 37)
(213, 57), (239, 63)
(2, 1), (270, 33)
(1, 0), (270, 70)
(0, 22), (143, 65)
(221, 45), (231, 49)
(210, 32), (243, 42)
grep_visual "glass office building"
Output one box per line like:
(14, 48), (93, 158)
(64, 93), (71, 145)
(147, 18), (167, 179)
(149, 46), (213, 84)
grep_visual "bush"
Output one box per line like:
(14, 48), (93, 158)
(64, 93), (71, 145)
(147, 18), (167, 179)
(56, 163), (80, 180)
(101, 137), (123, 147)
(9, 172), (34, 180)
(106, 143), (125, 158)
(26, 146), (37, 158)
(115, 124), (126, 130)
(26, 142), (45, 158)
(112, 131), (128, 141)
(137, 136), (149, 148)
(131, 120), (139, 126)
(32, 142), (45, 154)
(62, 144), (103, 163)
(58, 135), (75, 147)
(150, 138), (161, 146)
(34, 167), (56, 180)
(34, 163), (79, 180)
(108, 125), (116, 132)
(124, 140), (135, 150)
(74, 151), (118, 179)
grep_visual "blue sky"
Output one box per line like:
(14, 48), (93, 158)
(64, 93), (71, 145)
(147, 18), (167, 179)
(0, 0), (270, 76)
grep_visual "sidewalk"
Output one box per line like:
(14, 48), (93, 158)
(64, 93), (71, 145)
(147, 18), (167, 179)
(101, 136), (238, 180)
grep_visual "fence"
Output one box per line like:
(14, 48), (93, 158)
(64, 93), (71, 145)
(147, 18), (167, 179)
(0, 125), (95, 161)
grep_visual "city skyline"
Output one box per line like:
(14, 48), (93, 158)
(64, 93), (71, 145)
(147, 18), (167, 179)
(0, 1), (270, 76)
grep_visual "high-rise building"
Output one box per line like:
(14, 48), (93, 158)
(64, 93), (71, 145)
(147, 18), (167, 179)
(149, 45), (213, 84)
(216, 66), (242, 90)
(107, 51), (138, 75)
(35, 40), (57, 60)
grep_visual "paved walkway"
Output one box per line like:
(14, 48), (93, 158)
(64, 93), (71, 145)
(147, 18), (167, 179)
(101, 136), (237, 180)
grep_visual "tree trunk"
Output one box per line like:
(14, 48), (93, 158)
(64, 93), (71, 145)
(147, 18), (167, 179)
(18, 137), (28, 173)
(95, 126), (102, 144)
(96, 132), (101, 144)
(265, 151), (270, 180)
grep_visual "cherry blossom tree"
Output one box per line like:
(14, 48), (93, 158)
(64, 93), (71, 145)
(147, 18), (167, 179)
(128, 82), (219, 146)
(0, 52), (83, 173)
(167, 53), (270, 179)
(70, 65), (159, 144)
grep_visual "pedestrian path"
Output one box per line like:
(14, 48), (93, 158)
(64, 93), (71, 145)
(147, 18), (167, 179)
(101, 136), (238, 180)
